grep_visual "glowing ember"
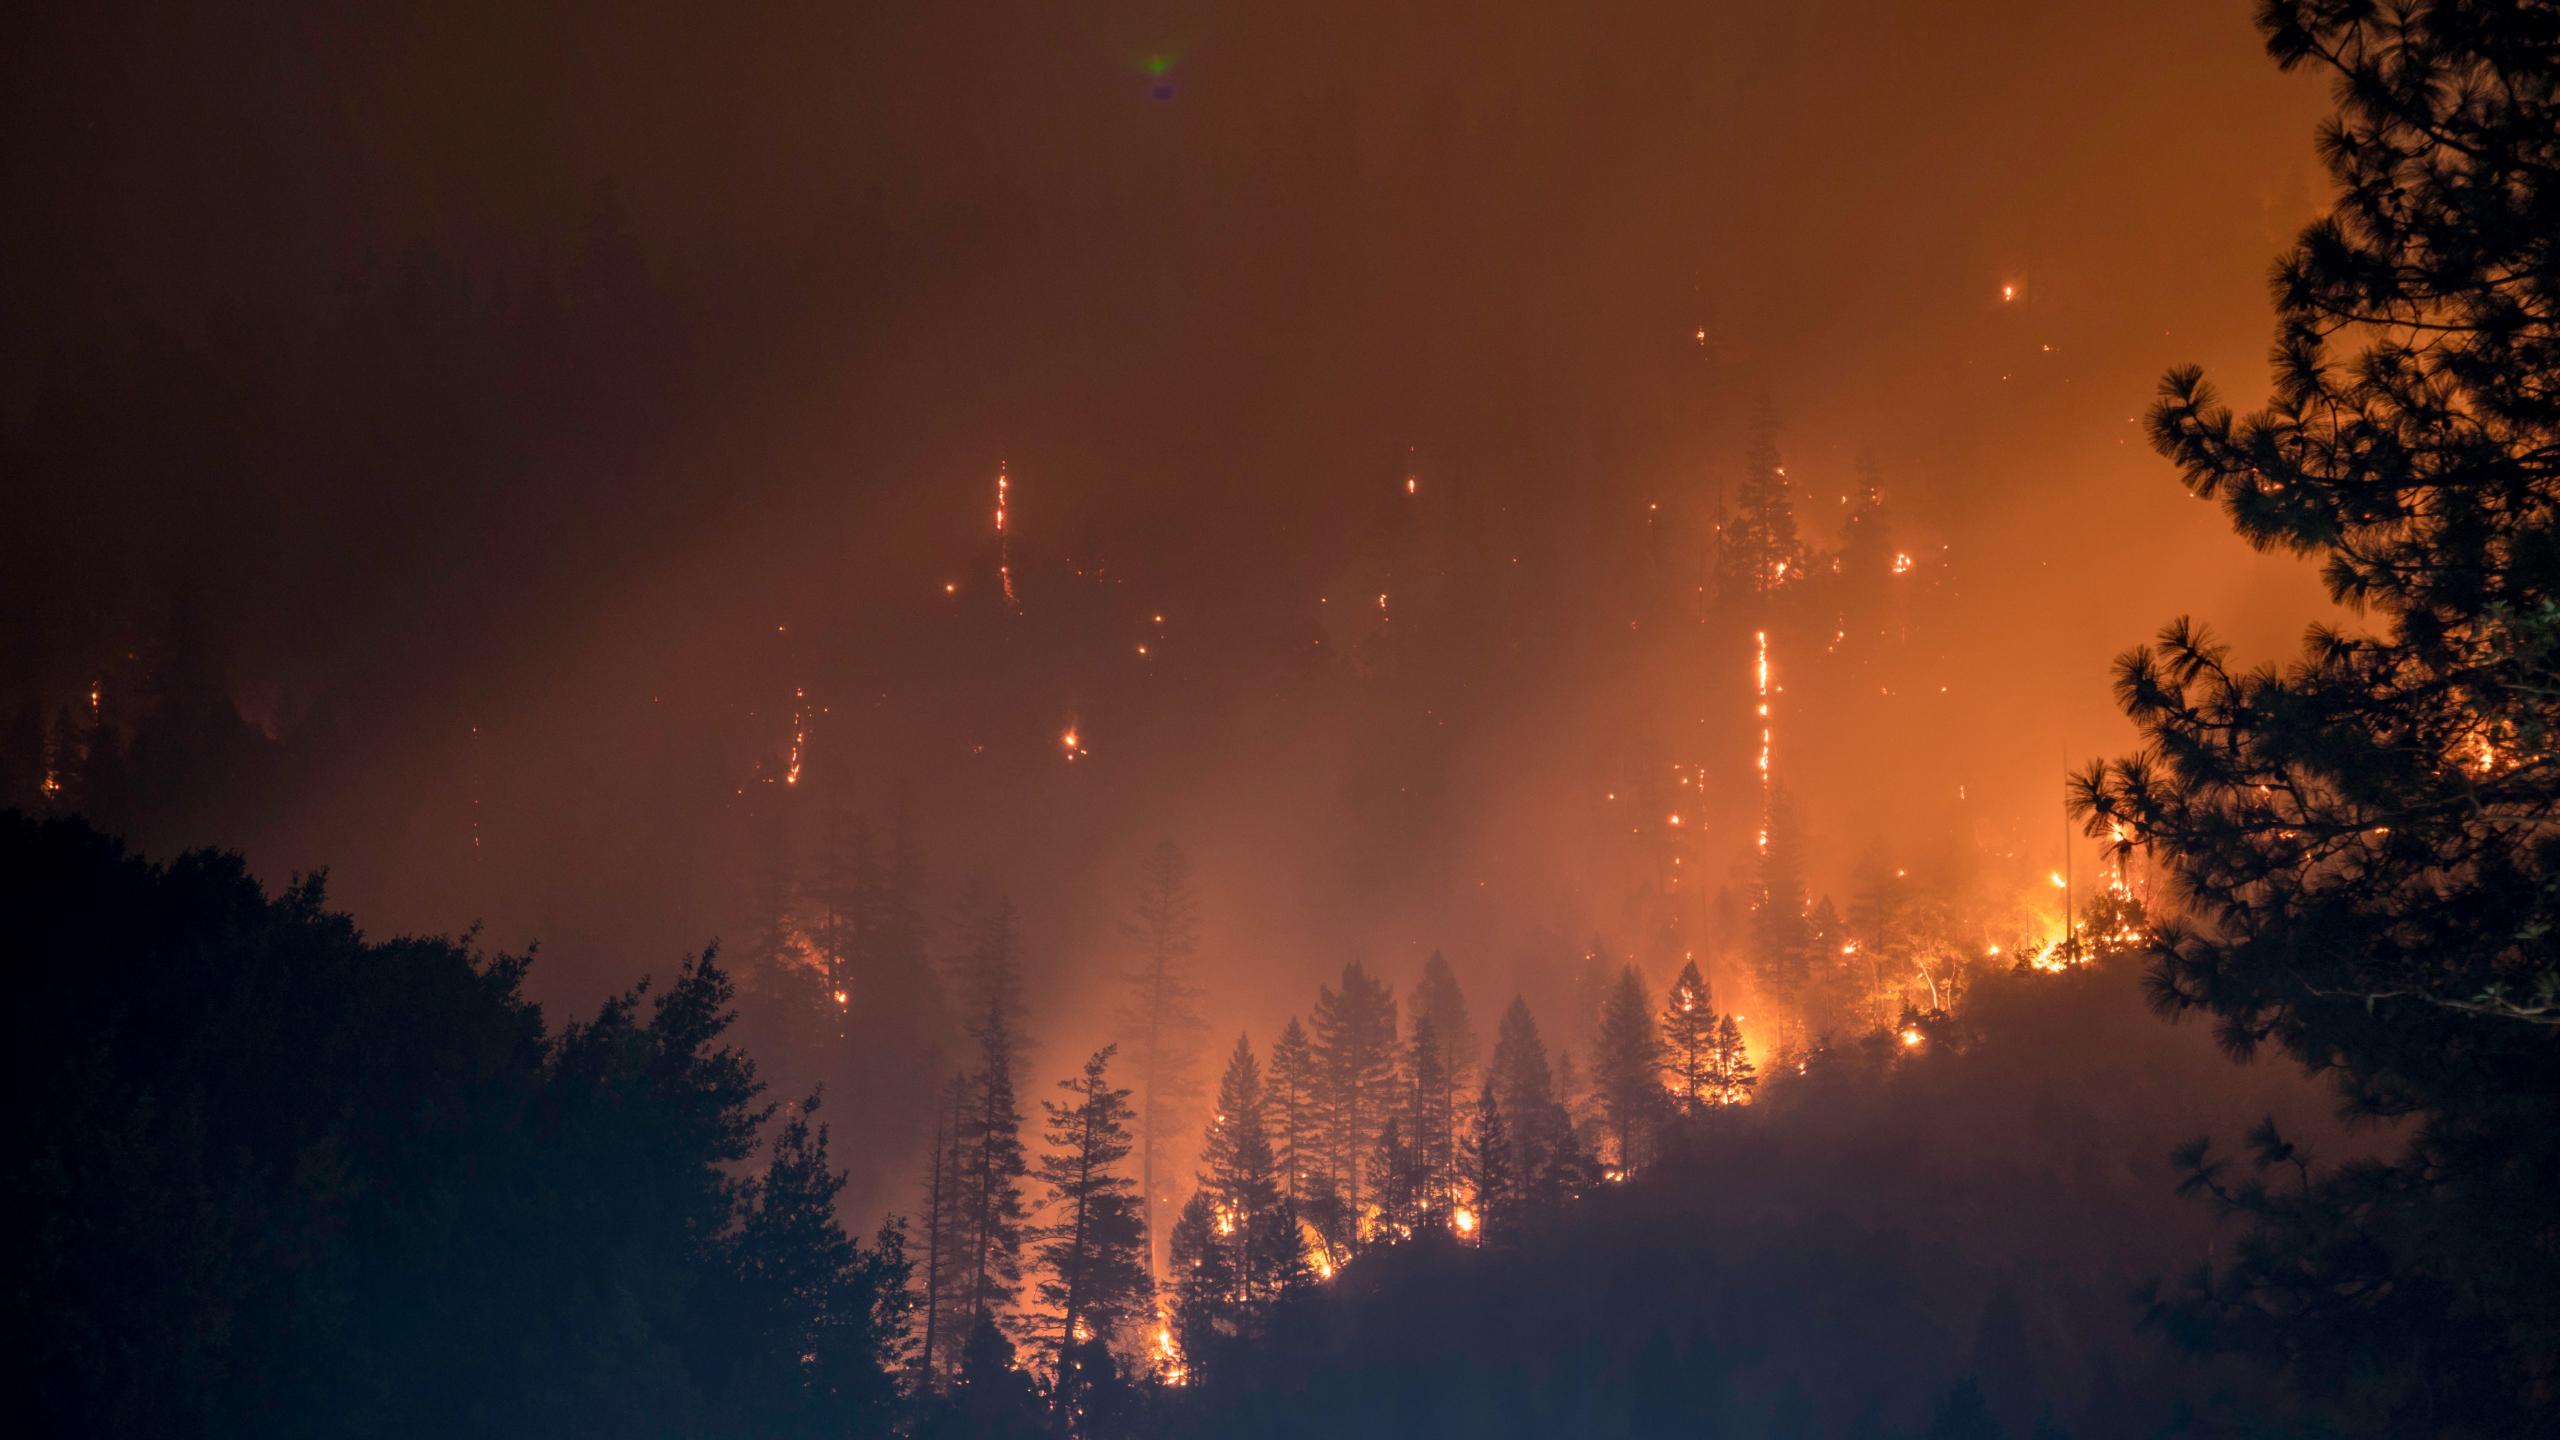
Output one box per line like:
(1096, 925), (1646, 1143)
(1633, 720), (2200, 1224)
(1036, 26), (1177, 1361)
(783, 687), (807, 786)
(1452, 1206), (1478, 1236)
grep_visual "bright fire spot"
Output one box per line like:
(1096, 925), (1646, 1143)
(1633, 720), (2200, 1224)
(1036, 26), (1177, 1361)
(1892, 551), (1914, 575)
(832, 989), (848, 1007)
(783, 688), (808, 786)
(943, 581), (957, 594)
(1405, 475), (1418, 495)
(1900, 1028), (1924, 1048)
(1452, 1206), (1478, 1236)
(2001, 282), (2017, 302)
(1062, 727), (1085, 760)
(2049, 871), (2067, 889)
(1153, 1323), (1188, 1386)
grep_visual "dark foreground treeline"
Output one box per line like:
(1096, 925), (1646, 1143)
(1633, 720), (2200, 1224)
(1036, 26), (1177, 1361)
(3, 812), (911, 1440)
(3, 809), (2316, 1440)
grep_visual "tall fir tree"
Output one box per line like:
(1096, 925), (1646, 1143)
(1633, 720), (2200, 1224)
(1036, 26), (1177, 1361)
(1706, 1014), (1757, 1107)
(1593, 965), (1667, 1174)
(1032, 1046), (1151, 1391)
(1199, 1035), (1305, 1308)
(1459, 1081), (1516, 1247)
(1309, 961), (1398, 1250)
(1396, 1012), (1456, 1223)
(1487, 996), (1563, 1179)
(1267, 1016), (1319, 1206)
(1660, 959), (1716, 1115)
(1715, 402), (1808, 606)
(2074, 6), (2560, 1431)
(1115, 840), (1209, 1283)
(946, 880), (1031, 1342)
(914, 1074), (970, 1387)
(1751, 785), (1816, 1056)
(1163, 1189), (1232, 1384)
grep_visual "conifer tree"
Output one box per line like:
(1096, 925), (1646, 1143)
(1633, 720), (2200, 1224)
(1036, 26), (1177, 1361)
(1310, 961), (1397, 1247)
(1716, 403), (1807, 605)
(1367, 1115), (1418, 1239)
(1751, 785), (1816, 1056)
(1593, 965), (1666, 1173)
(1199, 1035), (1304, 1306)
(1268, 1016), (1318, 1206)
(946, 881), (1031, 1339)
(1459, 1081), (1515, 1247)
(1164, 1189), (1234, 1380)
(1488, 996), (1559, 1158)
(1410, 951), (1477, 1187)
(2074, 7), (2560, 1429)
(1397, 1012), (1456, 1222)
(1116, 840), (1209, 1282)
(914, 1075), (969, 1386)
(1659, 959), (1715, 1114)
(1032, 1046), (1151, 1385)
(1706, 1014), (1757, 1107)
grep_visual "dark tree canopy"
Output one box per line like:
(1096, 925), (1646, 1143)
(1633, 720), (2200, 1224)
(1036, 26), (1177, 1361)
(2077, 2), (2560, 1431)
(1, 812), (909, 1439)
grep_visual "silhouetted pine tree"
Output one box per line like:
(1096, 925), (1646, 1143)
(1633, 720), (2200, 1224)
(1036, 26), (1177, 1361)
(914, 1075), (970, 1386)
(1751, 785), (1816, 1056)
(1706, 1014), (1757, 1107)
(946, 881), (1031, 1342)
(707, 1096), (913, 1439)
(1165, 1189), (1234, 1382)
(1367, 1114), (1417, 1239)
(1593, 965), (1666, 1173)
(1397, 1012), (1456, 1222)
(1410, 950), (1477, 1187)
(1200, 1035), (1306, 1308)
(1268, 1016), (1318, 1206)
(1032, 1046), (1151, 1393)
(1660, 959), (1715, 1114)
(2074, 6), (2560, 1430)
(1310, 961), (1397, 1250)
(1116, 840), (1209, 1283)
(1715, 402), (1807, 606)
(1460, 1081), (1516, 1247)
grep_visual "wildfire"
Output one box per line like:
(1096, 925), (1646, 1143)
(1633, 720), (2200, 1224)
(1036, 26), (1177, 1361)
(1452, 1206), (1478, 1237)
(1062, 726), (1087, 761)
(1153, 1321), (1188, 1386)
(783, 687), (807, 786)
(1900, 1027), (1923, 1048)
(832, 988), (849, 1007)
(995, 463), (1020, 611)
(1755, 629), (1773, 850)
(1891, 551), (1914, 575)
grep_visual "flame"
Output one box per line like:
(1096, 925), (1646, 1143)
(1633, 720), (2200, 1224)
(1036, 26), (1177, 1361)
(995, 463), (1019, 611)
(1153, 1321), (1188, 1386)
(1900, 1027), (1923, 1048)
(1755, 629), (1773, 849)
(1452, 1206), (1478, 1237)
(783, 687), (807, 786)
